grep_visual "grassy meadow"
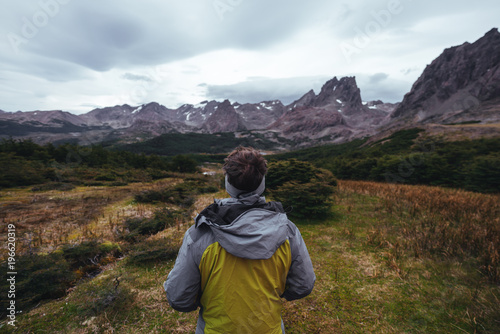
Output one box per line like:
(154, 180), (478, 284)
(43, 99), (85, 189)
(1, 169), (499, 333)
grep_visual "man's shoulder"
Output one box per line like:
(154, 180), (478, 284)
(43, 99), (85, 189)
(187, 221), (213, 244)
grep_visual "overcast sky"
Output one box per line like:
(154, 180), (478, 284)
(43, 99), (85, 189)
(1, 0), (499, 114)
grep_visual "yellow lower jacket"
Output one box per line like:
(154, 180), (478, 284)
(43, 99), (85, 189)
(164, 194), (316, 334)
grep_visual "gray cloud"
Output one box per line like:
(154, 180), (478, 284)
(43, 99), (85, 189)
(368, 73), (389, 84)
(4, 0), (336, 75)
(0, 0), (499, 113)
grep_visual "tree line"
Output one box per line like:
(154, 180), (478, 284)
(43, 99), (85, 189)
(0, 138), (198, 188)
(270, 129), (500, 194)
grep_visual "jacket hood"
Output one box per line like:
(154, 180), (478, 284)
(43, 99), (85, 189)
(195, 194), (289, 260)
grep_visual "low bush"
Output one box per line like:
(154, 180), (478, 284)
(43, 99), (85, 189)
(31, 182), (76, 192)
(95, 173), (116, 181)
(125, 238), (180, 266)
(134, 176), (219, 207)
(61, 240), (122, 279)
(267, 159), (337, 219)
(123, 208), (181, 242)
(0, 252), (75, 318)
(147, 168), (174, 180)
(0, 239), (127, 320)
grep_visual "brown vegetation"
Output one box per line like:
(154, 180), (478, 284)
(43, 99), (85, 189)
(340, 180), (500, 282)
(0, 179), (180, 261)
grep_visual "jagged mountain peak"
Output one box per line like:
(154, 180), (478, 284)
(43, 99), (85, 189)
(314, 76), (362, 108)
(271, 75), (389, 142)
(287, 76), (363, 110)
(218, 99), (233, 109)
(202, 99), (243, 133)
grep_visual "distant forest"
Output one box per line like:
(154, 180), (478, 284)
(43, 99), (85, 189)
(1, 129), (499, 193)
(270, 129), (500, 194)
(0, 138), (198, 188)
(116, 132), (287, 156)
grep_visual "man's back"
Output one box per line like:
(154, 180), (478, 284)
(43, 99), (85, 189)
(164, 146), (315, 333)
(165, 196), (315, 333)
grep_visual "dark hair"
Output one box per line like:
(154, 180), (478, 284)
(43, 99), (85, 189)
(223, 146), (267, 192)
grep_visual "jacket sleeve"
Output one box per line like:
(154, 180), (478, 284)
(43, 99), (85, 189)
(164, 227), (201, 312)
(282, 221), (316, 301)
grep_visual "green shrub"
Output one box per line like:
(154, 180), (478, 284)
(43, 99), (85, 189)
(134, 177), (219, 206)
(125, 238), (180, 266)
(0, 240), (123, 318)
(95, 173), (116, 181)
(123, 208), (181, 242)
(266, 159), (317, 190)
(464, 153), (500, 193)
(31, 182), (76, 192)
(98, 241), (122, 256)
(61, 240), (122, 278)
(125, 218), (166, 237)
(0, 153), (47, 188)
(147, 168), (173, 180)
(0, 253), (75, 318)
(134, 185), (195, 206)
(171, 155), (199, 173)
(267, 160), (336, 219)
(134, 189), (164, 203)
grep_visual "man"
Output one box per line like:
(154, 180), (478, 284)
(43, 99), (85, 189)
(164, 146), (315, 333)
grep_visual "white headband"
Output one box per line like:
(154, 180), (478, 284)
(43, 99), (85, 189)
(225, 175), (265, 198)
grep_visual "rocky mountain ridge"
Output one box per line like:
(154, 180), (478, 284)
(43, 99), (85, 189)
(391, 27), (500, 125)
(0, 76), (394, 145)
(269, 76), (393, 143)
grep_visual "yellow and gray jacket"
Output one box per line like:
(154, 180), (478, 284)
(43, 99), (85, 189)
(164, 194), (315, 333)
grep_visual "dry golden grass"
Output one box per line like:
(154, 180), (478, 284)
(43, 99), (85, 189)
(0, 179), (182, 261)
(340, 180), (500, 282)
